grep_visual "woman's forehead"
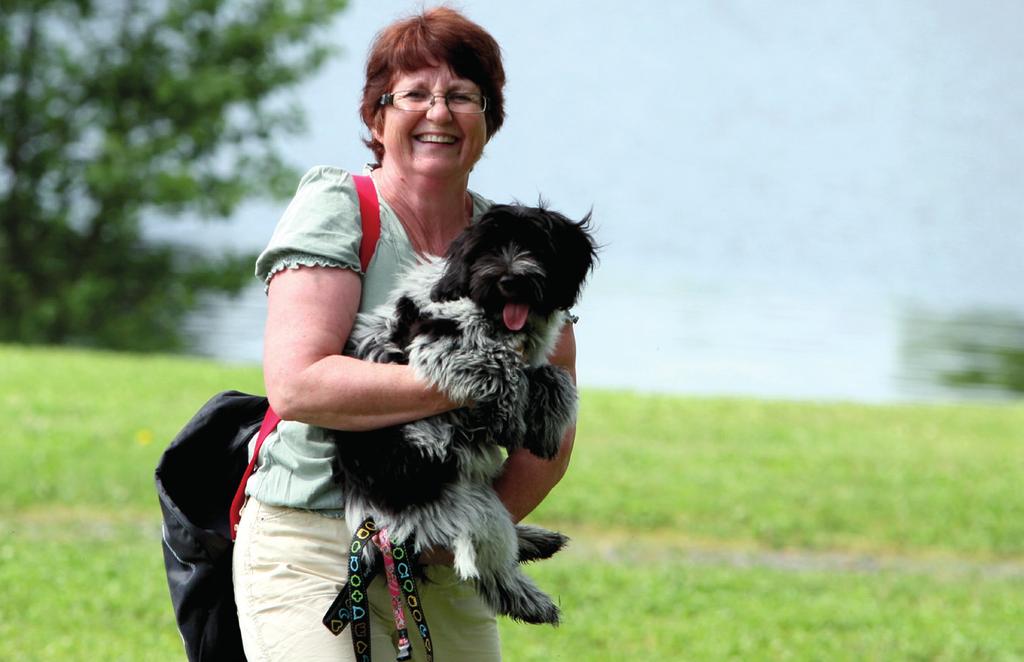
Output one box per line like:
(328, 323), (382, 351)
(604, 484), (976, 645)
(391, 66), (478, 89)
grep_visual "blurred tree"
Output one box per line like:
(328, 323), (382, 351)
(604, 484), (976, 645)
(940, 313), (1024, 395)
(901, 309), (1024, 398)
(0, 0), (347, 351)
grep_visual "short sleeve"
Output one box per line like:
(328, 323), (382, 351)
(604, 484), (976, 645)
(255, 166), (363, 285)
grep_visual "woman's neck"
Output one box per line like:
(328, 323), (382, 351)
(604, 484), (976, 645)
(371, 166), (472, 257)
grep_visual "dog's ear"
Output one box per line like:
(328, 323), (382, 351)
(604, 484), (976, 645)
(550, 210), (598, 309)
(430, 226), (475, 302)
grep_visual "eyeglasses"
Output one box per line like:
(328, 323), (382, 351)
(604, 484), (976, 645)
(380, 90), (488, 114)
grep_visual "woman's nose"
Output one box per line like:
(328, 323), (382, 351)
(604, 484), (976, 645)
(425, 96), (454, 121)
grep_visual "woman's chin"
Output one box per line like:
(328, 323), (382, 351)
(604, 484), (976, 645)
(404, 156), (477, 181)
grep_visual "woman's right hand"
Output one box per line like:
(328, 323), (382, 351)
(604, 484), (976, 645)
(416, 547), (455, 567)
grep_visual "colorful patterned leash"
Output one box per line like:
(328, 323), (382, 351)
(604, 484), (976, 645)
(322, 517), (434, 662)
(374, 528), (412, 660)
(388, 532), (434, 662)
(321, 517), (378, 661)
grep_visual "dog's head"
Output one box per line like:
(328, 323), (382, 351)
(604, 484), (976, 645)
(431, 203), (597, 331)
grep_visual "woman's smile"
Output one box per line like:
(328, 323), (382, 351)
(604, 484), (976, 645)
(415, 133), (458, 144)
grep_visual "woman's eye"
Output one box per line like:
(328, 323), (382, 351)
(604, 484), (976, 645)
(401, 90), (430, 101)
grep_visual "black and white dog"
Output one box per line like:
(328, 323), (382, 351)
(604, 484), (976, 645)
(332, 203), (597, 625)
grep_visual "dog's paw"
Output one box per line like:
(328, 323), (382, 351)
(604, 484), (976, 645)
(458, 391), (528, 452)
(515, 524), (569, 563)
(410, 336), (527, 406)
(478, 572), (561, 626)
(522, 365), (577, 459)
(450, 532), (481, 581)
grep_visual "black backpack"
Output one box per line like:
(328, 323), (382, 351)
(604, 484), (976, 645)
(156, 391), (268, 662)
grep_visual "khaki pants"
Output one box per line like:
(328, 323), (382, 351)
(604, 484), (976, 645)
(233, 499), (502, 661)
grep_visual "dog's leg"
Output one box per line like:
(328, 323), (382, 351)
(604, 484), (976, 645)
(521, 364), (578, 459)
(515, 524), (569, 563)
(457, 487), (562, 625)
(451, 530), (480, 580)
(477, 567), (561, 625)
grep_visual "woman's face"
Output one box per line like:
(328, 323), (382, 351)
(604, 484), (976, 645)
(373, 66), (488, 181)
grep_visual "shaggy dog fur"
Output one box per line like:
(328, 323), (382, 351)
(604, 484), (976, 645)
(331, 203), (597, 625)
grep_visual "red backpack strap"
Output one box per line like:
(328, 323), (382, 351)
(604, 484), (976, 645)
(229, 408), (281, 538)
(230, 172), (382, 539)
(352, 174), (381, 273)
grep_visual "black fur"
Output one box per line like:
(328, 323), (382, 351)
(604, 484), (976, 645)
(332, 427), (461, 512)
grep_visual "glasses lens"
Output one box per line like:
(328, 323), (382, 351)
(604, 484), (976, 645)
(392, 91), (431, 111)
(390, 91), (487, 114)
(445, 93), (487, 114)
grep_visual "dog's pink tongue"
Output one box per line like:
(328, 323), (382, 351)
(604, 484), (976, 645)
(503, 303), (530, 331)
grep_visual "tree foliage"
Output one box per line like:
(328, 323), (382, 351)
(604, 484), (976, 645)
(0, 0), (348, 350)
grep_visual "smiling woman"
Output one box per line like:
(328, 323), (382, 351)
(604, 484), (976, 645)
(371, 66), (489, 221)
(359, 10), (506, 164)
(231, 7), (579, 662)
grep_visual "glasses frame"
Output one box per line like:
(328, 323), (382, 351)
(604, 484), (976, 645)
(379, 90), (488, 115)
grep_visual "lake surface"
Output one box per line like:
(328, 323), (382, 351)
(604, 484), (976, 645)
(166, 1), (1024, 403)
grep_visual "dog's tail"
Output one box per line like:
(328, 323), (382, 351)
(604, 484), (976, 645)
(477, 569), (561, 625)
(515, 524), (569, 563)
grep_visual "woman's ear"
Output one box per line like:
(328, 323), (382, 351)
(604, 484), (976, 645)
(371, 109), (386, 143)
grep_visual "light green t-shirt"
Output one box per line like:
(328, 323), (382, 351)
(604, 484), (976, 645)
(247, 165), (493, 512)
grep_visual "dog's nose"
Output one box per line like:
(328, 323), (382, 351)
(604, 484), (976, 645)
(495, 274), (520, 295)
(498, 275), (520, 295)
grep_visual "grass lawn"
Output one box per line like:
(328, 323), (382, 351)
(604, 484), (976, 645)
(2, 344), (1023, 661)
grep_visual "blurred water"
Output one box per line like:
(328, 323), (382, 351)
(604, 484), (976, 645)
(171, 1), (1024, 403)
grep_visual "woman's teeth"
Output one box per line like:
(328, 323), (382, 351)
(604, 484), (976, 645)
(417, 134), (456, 144)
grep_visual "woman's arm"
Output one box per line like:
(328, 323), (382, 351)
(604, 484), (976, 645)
(262, 265), (457, 431)
(491, 323), (578, 523)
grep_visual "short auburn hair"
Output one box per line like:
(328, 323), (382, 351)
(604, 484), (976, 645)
(360, 7), (506, 163)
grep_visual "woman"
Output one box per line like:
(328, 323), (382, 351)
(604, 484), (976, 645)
(233, 8), (578, 661)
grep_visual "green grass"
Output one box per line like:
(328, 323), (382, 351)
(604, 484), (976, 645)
(1, 345), (264, 511)
(499, 555), (1024, 662)
(545, 392), (1024, 556)
(0, 519), (182, 661)
(2, 344), (1023, 661)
